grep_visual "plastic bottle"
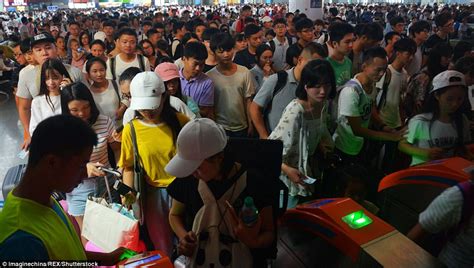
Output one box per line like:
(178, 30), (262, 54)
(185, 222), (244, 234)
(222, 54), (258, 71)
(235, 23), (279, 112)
(241, 196), (259, 227)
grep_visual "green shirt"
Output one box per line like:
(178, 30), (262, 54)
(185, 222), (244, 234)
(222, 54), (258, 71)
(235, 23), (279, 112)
(327, 56), (352, 87)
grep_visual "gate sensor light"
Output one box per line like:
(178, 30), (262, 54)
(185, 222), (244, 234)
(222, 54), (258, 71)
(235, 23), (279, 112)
(342, 210), (373, 229)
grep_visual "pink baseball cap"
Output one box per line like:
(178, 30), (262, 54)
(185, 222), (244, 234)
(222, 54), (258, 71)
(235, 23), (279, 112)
(154, 62), (180, 82)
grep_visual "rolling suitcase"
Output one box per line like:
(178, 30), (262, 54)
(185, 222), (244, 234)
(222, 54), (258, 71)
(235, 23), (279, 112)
(2, 164), (65, 201)
(2, 164), (26, 199)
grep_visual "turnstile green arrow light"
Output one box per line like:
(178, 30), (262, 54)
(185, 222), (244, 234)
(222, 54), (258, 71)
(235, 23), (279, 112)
(342, 210), (373, 229)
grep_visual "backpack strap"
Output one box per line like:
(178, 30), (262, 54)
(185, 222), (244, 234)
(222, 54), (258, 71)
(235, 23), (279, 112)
(263, 71), (289, 120)
(269, 40), (276, 53)
(110, 56), (117, 81)
(111, 79), (120, 100)
(323, 32), (329, 43)
(345, 79), (364, 97)
(272, 71), (288, 98)
(377, 68), (392, 111)
(137, 54), (145, 71)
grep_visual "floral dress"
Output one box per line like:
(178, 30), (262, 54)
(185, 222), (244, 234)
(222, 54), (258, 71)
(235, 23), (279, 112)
(268, 99), (333, 197)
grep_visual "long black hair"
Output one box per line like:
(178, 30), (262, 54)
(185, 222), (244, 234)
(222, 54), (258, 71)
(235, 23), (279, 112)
(426, 42), (453, 80)
(422, 86), (466, 147)
(79, 31), (90, 47)
(134, 92), (182, 143)
(39, 58), (72, 112)
(61, 82), (101, 125)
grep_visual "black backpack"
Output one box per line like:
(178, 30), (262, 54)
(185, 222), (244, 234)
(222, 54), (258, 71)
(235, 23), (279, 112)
(110, 54), (146, 81)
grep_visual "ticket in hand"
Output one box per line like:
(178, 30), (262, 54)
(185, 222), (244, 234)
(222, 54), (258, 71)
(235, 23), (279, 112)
(303, 175), (317, 184)
(18, 149), (28, 160)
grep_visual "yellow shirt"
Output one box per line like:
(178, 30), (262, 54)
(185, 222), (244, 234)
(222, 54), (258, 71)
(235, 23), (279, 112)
(118, 113), (189, 187)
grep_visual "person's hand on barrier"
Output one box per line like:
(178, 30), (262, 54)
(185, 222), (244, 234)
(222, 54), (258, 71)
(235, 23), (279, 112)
(87, 162), (106, 177)
(226, 200), (262, 248)
(426, 147), (445, 160)
(87, 246), (127, 266)
(178, 231), (197, 257)
(286, 167), (305, 185)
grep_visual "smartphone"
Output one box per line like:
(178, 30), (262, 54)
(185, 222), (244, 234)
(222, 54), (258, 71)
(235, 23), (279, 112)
(113, 180), (137, 196)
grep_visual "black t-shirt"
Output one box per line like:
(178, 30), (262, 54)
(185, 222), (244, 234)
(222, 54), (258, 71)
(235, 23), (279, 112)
(105, 39), (115, 54)
(167, 167), (273, 232)
(203, 63), (216, 73)
(172, 39), (184, 61)
(233, 48), (257, 69)
(423, 34), (449, 55)
(167, 167), (273, 266)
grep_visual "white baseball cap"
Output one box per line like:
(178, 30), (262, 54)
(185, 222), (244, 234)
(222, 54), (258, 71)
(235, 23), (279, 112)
(165, 118), (228, 178)
(93, 31), (106, 42)
(130, 71), (166, 110)
(431, 70), (467, 93)
(261, 16), (272, 23)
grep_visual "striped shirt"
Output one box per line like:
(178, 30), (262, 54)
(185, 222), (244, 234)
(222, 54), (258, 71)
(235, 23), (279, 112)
(419, 185), (474, 268)
(179, 69), (214, 107)
(89, 114), (115, 166)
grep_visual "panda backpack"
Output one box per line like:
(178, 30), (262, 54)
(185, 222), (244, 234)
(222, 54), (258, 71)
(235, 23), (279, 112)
(190, 169), (253, 268)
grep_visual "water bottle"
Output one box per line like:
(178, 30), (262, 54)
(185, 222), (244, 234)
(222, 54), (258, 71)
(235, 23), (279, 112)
(241, 196), (259, 227)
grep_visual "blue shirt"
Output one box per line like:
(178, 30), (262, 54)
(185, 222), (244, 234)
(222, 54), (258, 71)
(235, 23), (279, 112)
(179, 69), (215, 107)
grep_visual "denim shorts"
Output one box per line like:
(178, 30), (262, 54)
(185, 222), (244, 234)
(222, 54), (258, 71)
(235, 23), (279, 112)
(66, 179), (95, 216)
(66, 175), (120, 216)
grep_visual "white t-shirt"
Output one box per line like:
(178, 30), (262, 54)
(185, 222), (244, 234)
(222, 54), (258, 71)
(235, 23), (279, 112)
(206, 65), (255, 132)
(16, 64), (85, 99)
(419, 185), (474, 268)
(333, 77), (377, 155)
(268, 37), (289, 72)
(468, 85), (474, 111)
(29, 95), (62, 135)
(122, 95), (195, 125)
(90, 81), (120, 122)
(406, 113), (471, 166)
(106, 54), (150, 81)
(406, 46), (423, 77)
(375, 65), (409, 128)
(174, 58), (184, 70)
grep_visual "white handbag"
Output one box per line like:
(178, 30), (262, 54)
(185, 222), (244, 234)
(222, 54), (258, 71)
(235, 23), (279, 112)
(82, 198), (140, 252)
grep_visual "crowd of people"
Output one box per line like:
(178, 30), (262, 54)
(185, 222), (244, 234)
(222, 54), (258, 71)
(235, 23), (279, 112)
(0, 2), (473, 267)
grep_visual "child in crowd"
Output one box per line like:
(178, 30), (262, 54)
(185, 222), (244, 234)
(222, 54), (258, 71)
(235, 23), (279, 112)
(399, 70), (473, 166)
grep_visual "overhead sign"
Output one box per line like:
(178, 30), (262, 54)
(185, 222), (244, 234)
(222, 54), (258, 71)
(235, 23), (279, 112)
(47, 5), (58, 11)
